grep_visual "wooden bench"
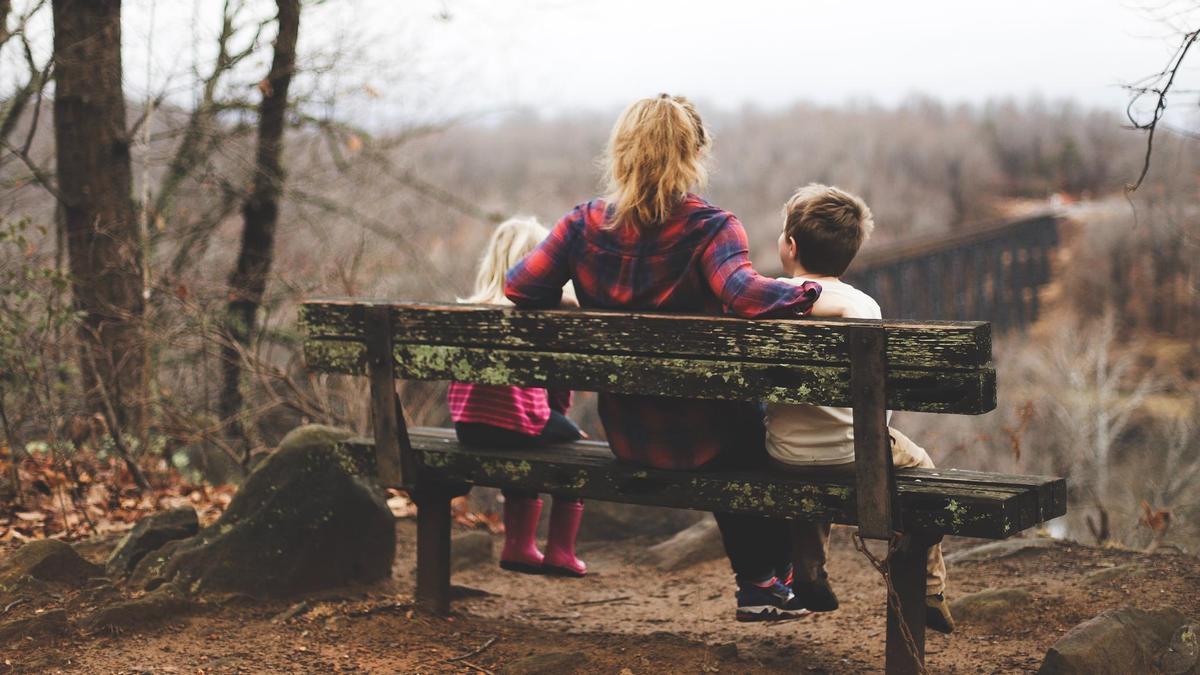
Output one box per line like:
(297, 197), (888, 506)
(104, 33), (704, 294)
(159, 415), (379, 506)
(300, 299), (1067, 674)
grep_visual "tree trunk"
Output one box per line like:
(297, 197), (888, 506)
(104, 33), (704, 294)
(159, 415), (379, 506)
(52, 0), (145, 434)
(219, 0), (300, 458)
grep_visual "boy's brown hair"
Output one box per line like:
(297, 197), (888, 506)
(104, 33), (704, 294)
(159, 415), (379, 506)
(782, 183), (874, 277)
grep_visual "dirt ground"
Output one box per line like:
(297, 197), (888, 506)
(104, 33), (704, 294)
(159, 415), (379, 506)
(3, 520), (1199, 674)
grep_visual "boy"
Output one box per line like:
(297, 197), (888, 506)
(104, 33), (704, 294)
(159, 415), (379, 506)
(767, 184), (955, 634)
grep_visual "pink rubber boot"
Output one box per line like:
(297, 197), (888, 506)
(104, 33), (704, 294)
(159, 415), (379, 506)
(499, 495), (545, 574)
(543, 498), (587, 577)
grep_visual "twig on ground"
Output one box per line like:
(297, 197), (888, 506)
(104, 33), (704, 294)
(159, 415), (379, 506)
(3, 598), (28, 614)
(566, 595), (631, 607)
(444, 636), (497, 663)
(459, 661), (494, 675)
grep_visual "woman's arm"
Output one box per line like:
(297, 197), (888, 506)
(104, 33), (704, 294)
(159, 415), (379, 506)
(701, 215), (821, 318)
(504, 208), (577, 308)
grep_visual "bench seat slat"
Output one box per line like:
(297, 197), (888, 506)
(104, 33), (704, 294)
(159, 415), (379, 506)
(904, 468), (1068, 524)
(301, 300), (992, 369)
(305, 340), (997, 414)
(367, 428), (1066, 539)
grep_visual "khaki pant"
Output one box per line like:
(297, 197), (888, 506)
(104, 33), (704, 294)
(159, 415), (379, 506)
(781, 428), (947, 595)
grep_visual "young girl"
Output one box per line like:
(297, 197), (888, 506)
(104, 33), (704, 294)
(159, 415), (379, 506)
(448, 217), (587, 577)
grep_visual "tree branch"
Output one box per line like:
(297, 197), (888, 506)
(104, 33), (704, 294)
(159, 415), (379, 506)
(0, 139), (63, 203)
(1125, 27), (1199, 192)
(149, 0), (270, 234)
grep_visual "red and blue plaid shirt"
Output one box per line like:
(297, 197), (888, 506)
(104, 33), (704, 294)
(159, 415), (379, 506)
(505, 194), (821, 470)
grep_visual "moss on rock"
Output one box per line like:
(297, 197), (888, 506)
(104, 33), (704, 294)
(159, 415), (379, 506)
(131, 425), (395, 598)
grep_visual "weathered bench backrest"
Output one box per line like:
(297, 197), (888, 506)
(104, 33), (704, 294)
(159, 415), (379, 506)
(302, 299), (996, 539)
(301, 301), (996, 413)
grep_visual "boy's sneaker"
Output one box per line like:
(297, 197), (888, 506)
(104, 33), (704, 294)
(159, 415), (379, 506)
(735, 578), (810, 622)
(926, 593), (955, 634)
(791, 570), (840, 612)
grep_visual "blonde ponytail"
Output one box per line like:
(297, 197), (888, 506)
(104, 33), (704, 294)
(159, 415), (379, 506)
(603, 94), (711, 230)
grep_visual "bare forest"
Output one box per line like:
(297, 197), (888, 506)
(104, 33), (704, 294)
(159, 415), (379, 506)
(2, 0), (1199, 564)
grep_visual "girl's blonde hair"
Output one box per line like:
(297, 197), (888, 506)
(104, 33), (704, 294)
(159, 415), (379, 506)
(461, 217), (549, 305)
(603, 94), (711, 230)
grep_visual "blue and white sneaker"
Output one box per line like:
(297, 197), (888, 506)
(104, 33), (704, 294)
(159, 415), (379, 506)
(734, 578), (811, 622)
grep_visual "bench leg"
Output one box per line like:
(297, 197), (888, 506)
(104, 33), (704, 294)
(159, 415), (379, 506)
(415, 485), (452, 614)
(885, 534), (928, 675)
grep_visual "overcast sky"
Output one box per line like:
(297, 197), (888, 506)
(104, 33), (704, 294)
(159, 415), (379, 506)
(108, 0), (1200, 123)
(379, 0), (1197, 115)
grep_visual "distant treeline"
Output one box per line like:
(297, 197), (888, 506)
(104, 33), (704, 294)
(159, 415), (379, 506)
(395, 97), (1194, 272)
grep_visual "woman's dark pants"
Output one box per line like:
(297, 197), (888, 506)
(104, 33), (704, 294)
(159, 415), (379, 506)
(704, 403), (793, 584)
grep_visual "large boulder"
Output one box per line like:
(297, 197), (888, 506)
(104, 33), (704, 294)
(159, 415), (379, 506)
(131, 425), (395, 597)
(644, 516), (725, 571)
(1038, 607), (1191, 675)
(106, 507), (199, 578)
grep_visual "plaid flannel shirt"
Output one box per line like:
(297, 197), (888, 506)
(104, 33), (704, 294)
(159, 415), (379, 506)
(505, 194), (820, 470)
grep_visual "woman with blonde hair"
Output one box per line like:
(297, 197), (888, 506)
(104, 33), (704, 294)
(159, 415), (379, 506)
(506, 94), (823, 621)
(450, 216), (587, 577)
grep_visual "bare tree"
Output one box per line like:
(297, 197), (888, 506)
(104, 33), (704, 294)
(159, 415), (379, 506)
(219, 0), (300, 457)
(51, 0), (146, 433)
(1041, 311), (1156, 543)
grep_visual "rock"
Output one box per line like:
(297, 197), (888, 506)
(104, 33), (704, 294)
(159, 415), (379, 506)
(451, 530), (494, 572)
(1159, 624), (1199, 675)
(81, 581), (194, 632)
(944, 537), (1061, 564)
(645, 516), (724, 571)
(502, 651), (586, 674)
(950, 587), (1032, 623)
(1038, 606), (1189, 675)
(106, 508), (200, 578)
(0, 608), (70, 642)
(130, 425), (395, 597)
(0, 539), (103, 589)
(1082, 563), (1143, 586)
